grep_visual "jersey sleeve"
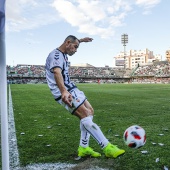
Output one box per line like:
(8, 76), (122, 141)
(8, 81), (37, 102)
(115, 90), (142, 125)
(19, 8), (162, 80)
(49, 50), (64, 73)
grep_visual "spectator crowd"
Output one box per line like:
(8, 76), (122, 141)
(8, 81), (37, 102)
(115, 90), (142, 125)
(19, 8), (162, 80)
(7, 62), (170, 84)
(7, 65), (124, 78)
(132, 62), (170, 84)
(133, 62), (170, 77)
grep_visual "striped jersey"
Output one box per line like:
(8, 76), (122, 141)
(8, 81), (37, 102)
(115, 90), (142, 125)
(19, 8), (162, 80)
(45, 48), (76, 99)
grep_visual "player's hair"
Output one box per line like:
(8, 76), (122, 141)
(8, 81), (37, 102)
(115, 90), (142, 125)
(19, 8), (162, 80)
(64, 35), (80, 43)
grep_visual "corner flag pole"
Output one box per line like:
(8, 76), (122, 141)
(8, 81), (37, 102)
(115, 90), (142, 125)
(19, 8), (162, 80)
(0, 1), (10, 170)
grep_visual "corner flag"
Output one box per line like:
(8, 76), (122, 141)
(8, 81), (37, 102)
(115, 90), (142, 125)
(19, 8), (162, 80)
(0, 1), (9, 170)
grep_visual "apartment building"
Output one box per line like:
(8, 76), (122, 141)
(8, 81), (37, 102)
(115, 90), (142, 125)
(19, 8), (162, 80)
(114, 48), (162, 69)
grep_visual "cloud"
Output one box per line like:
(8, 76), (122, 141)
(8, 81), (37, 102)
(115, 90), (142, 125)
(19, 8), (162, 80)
(52, 0), (132, 38)
(6, 0), (58, 32)
(6, 0), (161, 38)
(135, 0), (161, 14)
(136, 0), (161, 7)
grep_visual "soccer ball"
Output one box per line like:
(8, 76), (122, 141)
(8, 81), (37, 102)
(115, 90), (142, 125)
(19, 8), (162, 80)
(123, 125), (146, 149)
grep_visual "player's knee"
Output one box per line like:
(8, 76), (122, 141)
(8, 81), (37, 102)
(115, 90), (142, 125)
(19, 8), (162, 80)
(82, 109), (91, 117)
(81, 110), (93, 119)
(74, 104), (94, 119)
(75, 108), (90, 119)
(89, 107), (94, 115)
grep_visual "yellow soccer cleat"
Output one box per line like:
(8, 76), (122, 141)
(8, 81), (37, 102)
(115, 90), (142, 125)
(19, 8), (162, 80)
(103, 143), (125, 158)
(78, 146), (101, 158)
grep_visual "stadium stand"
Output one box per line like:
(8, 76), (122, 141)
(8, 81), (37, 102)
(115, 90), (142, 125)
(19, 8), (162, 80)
(7, 62), (170, 84)
(131, 61), (170, 84)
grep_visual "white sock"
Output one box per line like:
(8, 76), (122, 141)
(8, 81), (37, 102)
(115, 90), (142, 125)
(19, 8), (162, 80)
(80, 116), (109, 148)
(79, 115), (93, 148)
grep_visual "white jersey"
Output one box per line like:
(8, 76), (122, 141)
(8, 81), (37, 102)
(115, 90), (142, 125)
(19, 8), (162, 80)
(45, 48), (76, 100)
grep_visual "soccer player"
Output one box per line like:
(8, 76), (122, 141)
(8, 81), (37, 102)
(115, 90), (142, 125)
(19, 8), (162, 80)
(45, 35), (125, 158)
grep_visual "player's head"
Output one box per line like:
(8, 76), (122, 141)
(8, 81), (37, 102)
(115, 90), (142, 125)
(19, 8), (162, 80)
(64, 35), (80, 56)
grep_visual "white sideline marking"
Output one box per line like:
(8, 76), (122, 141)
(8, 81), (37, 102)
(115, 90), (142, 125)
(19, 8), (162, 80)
(8, 85), (20, 169)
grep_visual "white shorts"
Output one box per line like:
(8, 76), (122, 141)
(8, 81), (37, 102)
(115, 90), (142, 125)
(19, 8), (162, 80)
(55, 88), (86, 114)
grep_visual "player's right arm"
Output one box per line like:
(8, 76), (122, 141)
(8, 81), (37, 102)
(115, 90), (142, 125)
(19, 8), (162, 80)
(53, 67), (73, 107)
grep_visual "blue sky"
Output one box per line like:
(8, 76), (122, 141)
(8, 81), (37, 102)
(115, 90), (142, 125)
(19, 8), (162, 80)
(6, 0), (170, 67)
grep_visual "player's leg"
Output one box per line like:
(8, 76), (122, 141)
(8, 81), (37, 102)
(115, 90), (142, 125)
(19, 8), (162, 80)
(79, 100), (93, 148)
(58, 88), (100, 157)
(77, 100), (101, 157)
(68, 89), (94, 150)
(57, 88), (125, 158)
(74, 104), (125, 158)
(74, 104), (109, 148)
(74, 103), (101, 157)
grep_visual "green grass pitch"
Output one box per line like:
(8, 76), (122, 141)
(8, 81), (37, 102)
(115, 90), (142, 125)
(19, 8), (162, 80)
(8, 84), (170, 169)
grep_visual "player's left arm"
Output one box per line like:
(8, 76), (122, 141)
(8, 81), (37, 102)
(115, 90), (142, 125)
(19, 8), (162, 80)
(53, 67), (73, 107)
(79, 37), (93, 43)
